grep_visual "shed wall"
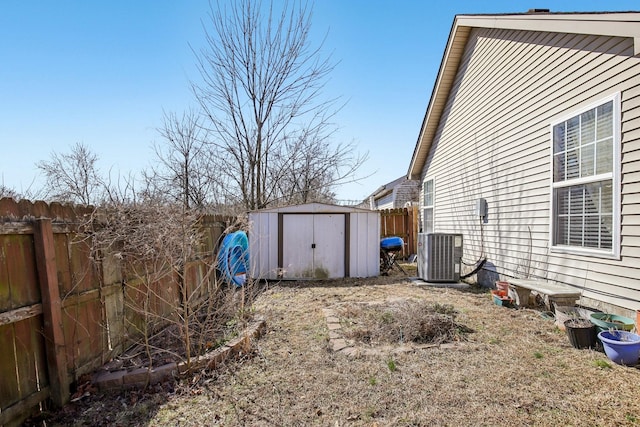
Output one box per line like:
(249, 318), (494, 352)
(248, 212), (279, 280)
(248, 208), (379, 279)
(349, 212), (381, 277)
(421, 27), (640, 312)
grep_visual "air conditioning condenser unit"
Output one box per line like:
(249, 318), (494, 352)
(417, 233), (463, 282)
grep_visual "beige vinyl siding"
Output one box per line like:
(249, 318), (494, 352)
(422, 26), (640, 311)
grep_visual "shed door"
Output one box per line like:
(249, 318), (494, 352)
(282, 214), (345, 279)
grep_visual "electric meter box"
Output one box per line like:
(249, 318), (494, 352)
(474, 198), (488, 218)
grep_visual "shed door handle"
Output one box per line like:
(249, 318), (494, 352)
(311, 243), (316, 249)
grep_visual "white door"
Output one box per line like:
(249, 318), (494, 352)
(282, 215), (314, 278)
(282, 214), (345, 278)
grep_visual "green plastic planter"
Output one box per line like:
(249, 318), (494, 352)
(590, 313), (634, 333)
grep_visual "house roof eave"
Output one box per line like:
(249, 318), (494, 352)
(407, 17), (470, 180)
(407, 11), (640, 180)
(460, 13), (640, 54)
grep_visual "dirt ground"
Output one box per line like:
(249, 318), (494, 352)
(29, 269), (640, 426)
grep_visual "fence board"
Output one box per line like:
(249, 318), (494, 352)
(28, 314), (49, 391)
(14, 316), (44, 401)
(78, 300), (96, 371)
(61, 295), (101, 378)
(54, 233), (72, 295)
(124, 277), (146, 339)
(103, 283), (124, 355)
(0, 238), (10, 311)
(69, 237), (97, 294)
(0, 323), (20, 408)
(185, 260), (212, 306)
(6, 234), (40, 308)
(379, 207), (418, 258)
(62, 302), (78, 373)
(152, 274), (177, 319)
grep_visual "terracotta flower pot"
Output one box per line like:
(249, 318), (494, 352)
(495, 281), (509, 292)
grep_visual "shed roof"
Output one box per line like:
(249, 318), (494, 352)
(249, 202), (374, 214)
(407, 10), (640, 180)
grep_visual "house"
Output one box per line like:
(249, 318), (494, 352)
(408, 10), (640, 316)
(361, 176), (419, 210)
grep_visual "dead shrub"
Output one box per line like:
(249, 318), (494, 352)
(338, 300), (471, 345)
(86, 201), (260, 373)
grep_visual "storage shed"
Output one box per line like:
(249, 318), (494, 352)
(248, 203), (380, 280)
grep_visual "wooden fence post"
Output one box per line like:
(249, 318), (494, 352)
(33, 218), (69, 407)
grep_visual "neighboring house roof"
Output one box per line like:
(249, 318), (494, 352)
(408, 10), (640, 179)
(366, 176), (407, 201)
(361, 176), (419, 209)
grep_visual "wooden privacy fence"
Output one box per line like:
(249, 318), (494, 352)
(0, 198), (231, 426)
(379, 206), (418, 259)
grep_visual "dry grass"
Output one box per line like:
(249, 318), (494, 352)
(33, 269), (640, 426)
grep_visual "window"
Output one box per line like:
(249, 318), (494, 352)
(423, 178), (434, 233)
(550, 94), (620, 257)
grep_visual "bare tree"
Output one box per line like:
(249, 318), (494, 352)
(150, 109), (218, 210)
(36, 142), (102, 205)
(192, 0), (365, 210)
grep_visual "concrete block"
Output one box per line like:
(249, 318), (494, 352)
(205, 347), (231, 370)
(340, 347), (360, 357)
(150, 362), (177, 384)
(94, 370), (125, 390)
(123, 367), (151, 385)
(332, 339), (348, 352)
(226, 334), (250, 354)
(249, 318), (267, 338)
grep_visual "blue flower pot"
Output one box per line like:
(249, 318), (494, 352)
(598, 330), (640, 366)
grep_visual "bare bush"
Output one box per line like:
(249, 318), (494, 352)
(338, 300), (471, 345)
(88, 199), (255, 375)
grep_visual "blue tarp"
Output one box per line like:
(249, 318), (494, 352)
(217, 230), (249, 287)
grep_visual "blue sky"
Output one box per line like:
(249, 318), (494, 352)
(1, 1), (638, 202)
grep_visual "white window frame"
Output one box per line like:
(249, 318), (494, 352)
(549, 93), (621, 259)
(422, 177), (434, 233)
